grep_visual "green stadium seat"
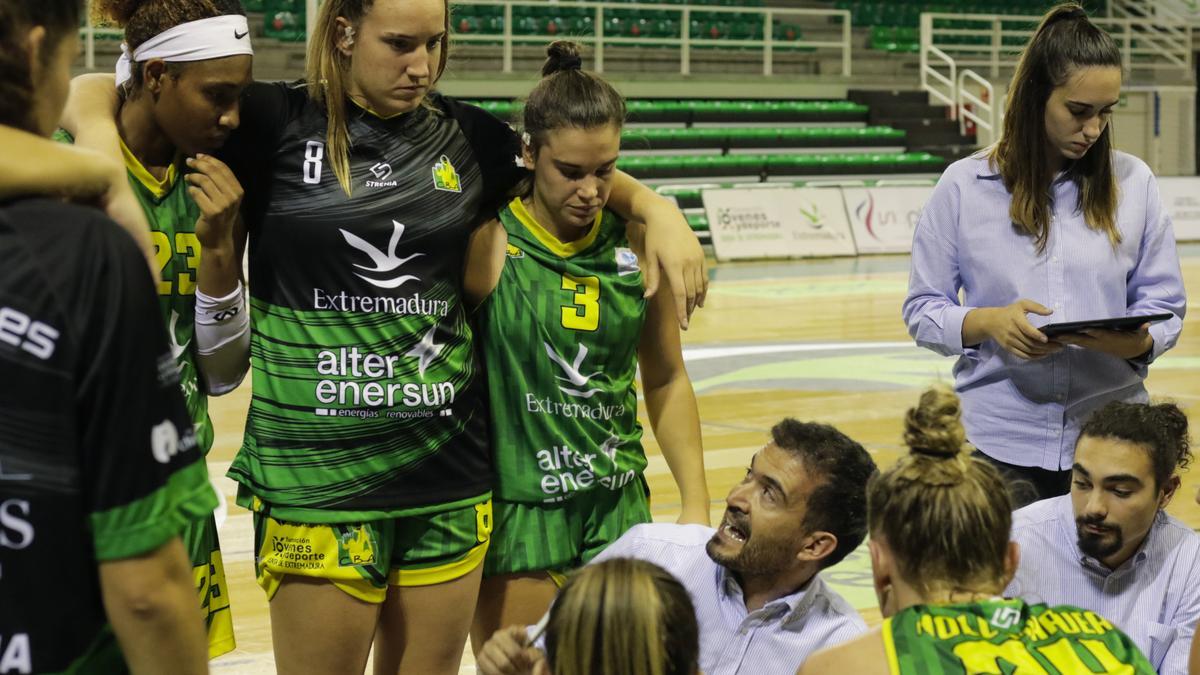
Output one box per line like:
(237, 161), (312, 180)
(262, 0), (305, 41)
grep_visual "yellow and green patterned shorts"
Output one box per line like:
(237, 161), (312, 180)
(253, 498), (493, 603)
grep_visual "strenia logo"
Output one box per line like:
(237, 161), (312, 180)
(340, 220), (425, 289)
(544, 342), (602, 398)
(369, 162), (393, 181)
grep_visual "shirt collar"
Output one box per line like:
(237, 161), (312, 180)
(717, 565), (820, 623)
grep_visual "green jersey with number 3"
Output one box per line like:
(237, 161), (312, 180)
(479, 198), (648, 503)
(883, 598), (1154, 674)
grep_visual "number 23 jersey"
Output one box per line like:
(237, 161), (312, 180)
(223, 83), (524, 521)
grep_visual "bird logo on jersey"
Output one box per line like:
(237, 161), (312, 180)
(544, 342), (603, 399)
(432, 154), (462, 193)
(339, 220), (425, 289)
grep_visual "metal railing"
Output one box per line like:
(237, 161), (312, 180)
(329, 0), (851, 77)
(920, 45), (957, 117)
(919, 11), (1192, 78)
(957, 69), (997, 146)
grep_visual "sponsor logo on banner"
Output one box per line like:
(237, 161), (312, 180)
(703, 187), (857, 261)
(842, 186), (933, 254)
(1157, 176), (1200, 241)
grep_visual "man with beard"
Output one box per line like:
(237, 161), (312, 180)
(1006, 400), (1200, 674)
(476, 419), (877, 675)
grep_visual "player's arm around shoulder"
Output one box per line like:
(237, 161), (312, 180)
(632, 223), (710, 525)
(797, 629), (890, 675)
(99, 536), (209, 675)
(464, 218), (509, 308)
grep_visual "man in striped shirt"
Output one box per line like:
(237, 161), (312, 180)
(477, 419), (877, 675)
(1006, 400), (1200, 674)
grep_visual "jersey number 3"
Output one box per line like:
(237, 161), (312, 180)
(561, 274), (600, 332)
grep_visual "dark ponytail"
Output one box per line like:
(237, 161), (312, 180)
(523, 40), (626, 149)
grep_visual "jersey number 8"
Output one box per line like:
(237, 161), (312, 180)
(303, 141), (325, 185)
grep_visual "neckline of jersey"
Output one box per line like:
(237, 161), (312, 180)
(119, 136), (178, 199)
(347, 95), (429, 128)
(508, 197), (602, 259)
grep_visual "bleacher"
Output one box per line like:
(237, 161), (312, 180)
(847, 0), (1106, 52)
(249, 0), (820, 45)
(470, 95), (948, 240)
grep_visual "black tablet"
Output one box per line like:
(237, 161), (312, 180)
(1040, 313), (1174, 338)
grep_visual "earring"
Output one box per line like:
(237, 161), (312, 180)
(343, 25), (356, 47)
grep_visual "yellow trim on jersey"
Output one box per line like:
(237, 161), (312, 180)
(387, 539), (490, 587)
(882, 618), (902, 675)
(509, 197), (602, 259)
(547, 569), (568, 588)
(119, 137), (177, 199)
(348, 96), (410, 120)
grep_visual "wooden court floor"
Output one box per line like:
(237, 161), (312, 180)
(206, 246), (1200, 673)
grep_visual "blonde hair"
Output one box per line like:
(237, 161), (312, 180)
(545, 558), (698, 675)
(866, 385), (1012, 595)
(305, 0), (450, 196)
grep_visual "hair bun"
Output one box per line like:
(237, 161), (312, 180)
(542, 40), (584, 77)
(903, 384), (967, 460)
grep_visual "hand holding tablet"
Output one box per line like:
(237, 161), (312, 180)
(1039, 313), (1173, 338)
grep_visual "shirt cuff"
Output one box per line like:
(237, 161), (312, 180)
(941, 304), (976, 356)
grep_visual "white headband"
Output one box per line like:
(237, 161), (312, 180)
(116, 15), (254, 86)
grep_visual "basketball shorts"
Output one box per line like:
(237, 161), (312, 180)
(252, 497), (493, 603)
(483, 478), (650, 578)
(182, 512), (235, 659)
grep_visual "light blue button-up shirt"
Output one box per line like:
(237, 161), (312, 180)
(903, 151), (1186, 470)
(1005, 495), (1200, 674)
(589, 523), (866, 675)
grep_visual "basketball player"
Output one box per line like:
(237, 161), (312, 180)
(0, 0), (213, 670)
(465, 41), (708, 646)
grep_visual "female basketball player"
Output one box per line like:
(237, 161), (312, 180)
(0, 0), (214, 670)
(464, 41), (708, 648)
(0, 0), (254, 659)
(798, 385), (1155, 674)
(902, 3), (1186, 506)
(35, 1), (707, 673)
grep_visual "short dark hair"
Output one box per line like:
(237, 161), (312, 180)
(771, 419), (877, 569)
(0, 0), (83, 131)
(1079, 401), (1192, 490)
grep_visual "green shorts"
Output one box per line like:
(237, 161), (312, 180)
(182, 513), (235, 659)
(484, 479), (650, 578)
(252, 497), (493, 603)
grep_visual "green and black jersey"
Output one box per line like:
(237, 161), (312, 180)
(0, 198), (217, 673)
(221, 83), (525, 521)
(478, 199), (648, 503)
(883, 598), (1155, 674)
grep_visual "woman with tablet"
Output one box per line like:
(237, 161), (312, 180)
(902, 3), (1185, 507)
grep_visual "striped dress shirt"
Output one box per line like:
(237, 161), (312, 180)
(589, 523), (867, 675)
(1005, 495), (1200, 673)
(903, 151), (1186, 470)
